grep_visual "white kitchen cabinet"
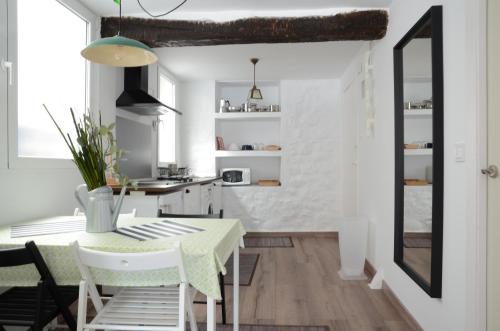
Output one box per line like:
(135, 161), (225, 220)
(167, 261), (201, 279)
(183, 184), (201, 214)
(120, 195), (159, 217)
(212, 180), (223, 215)
(159, 191), (183, 214)
(200, 183), (213, 214)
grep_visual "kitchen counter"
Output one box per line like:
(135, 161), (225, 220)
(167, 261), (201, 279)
(111, 177), (221, 196)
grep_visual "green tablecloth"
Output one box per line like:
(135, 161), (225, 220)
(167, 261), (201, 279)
(0, 216), (246, 300)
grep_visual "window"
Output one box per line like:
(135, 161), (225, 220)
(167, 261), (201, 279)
(12, 0), (90, 162)
(158, 70), (176, 165)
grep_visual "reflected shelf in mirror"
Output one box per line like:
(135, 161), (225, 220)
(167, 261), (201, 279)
(404, 109), (433, 117)
(404, 149), (433, 156)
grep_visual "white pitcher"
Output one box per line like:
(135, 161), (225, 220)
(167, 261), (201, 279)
(75, 184), (127, 233)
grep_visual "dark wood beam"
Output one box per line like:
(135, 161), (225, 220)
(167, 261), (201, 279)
(101, 10), (388, 48)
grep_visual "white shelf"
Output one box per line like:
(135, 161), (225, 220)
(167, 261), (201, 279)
(404, 149), (433, 156)
(404, 109), (433, 117)
(215, 150), (282, 158)
(405, 184), (433, 189)
(214, 112), (281, 120)
(404, 76), (432, 83)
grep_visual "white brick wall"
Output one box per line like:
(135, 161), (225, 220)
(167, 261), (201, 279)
(180, 79), (351, 231)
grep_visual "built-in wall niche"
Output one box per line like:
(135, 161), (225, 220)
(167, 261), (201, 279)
(215, 119), (280, 149)
(215, 81), (280, 109)
(214, 80), (282, 186)
(216, 157), (281, 185)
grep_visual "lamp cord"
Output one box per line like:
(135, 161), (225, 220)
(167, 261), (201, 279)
(118, 0), (121, 35)
(253, 63), (256, 86)
(137, 0), (187, 18)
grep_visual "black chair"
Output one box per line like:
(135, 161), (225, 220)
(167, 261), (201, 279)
(157, 209), (227, 324)
(0, 241), (79, 331)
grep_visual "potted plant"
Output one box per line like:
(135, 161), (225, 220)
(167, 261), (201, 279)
(44, 105), (130, 233)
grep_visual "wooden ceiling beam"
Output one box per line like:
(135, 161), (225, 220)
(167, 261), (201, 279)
(100, 10), (388, 47)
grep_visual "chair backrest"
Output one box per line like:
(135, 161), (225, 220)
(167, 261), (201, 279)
(0, 246), (34, 267)
(157, 209), (223, 219)
(72, 241), (188, 282)
(0, 241), (57, 283)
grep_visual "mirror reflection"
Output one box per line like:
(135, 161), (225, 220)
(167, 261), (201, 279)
(402, 21), (433, 284)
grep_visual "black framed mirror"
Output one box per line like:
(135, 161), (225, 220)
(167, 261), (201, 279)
(393, 6), (443, 298)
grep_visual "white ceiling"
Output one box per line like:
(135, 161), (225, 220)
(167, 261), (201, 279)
(155, 41), (365, 81)
(82, 0), (391, 20)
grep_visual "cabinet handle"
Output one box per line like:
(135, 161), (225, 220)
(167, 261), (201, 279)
(185, 189), (190, 194)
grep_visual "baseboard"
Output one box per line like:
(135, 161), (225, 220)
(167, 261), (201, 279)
(382, 281), (424, 331)
(362, 261), (423, 331)
(245, 231), (338, 238)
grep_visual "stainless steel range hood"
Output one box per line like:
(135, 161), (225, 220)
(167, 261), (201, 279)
(116, 66), (181, 116)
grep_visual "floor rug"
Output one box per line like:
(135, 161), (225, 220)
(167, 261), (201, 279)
(404, 237), (432, 248)
(244, 236), (294, 248)
(224, 253), (260, 286)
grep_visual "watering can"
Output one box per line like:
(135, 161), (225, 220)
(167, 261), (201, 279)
(75, 184), (127, 233)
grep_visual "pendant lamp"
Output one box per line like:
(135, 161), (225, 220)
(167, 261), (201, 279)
(248, 58), (263, 100)
(81, 1), (157, 67)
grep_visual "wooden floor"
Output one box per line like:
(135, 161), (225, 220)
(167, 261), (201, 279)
(403, 247), (431, 284)
(194, 235), (417, 331)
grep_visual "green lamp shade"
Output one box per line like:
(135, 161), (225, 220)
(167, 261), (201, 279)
(81, 36), (158, 67)
(248, 85), (263, 100)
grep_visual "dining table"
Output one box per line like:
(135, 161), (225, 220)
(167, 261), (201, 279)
(0, 215), (246, 331)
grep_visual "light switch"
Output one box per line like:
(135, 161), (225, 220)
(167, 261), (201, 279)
(455, 142), (465, 162)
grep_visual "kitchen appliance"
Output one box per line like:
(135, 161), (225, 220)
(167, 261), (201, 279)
(221, 168), (251, 186)
(116, 66), (182, 116)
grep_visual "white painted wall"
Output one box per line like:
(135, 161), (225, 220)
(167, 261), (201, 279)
(180, 79), (351, 231)
(178, 81), (216, 175)
(341, 1), (471, 330)
(0, 64), (122, 226)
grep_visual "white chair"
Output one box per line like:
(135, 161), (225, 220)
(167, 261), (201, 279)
(72, 241), (198, 331)
(74, 208), (137, 218)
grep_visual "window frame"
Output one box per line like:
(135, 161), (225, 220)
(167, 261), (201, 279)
(157, 65), (179, 166)
(0, 0), (8, 169)
(6, 0), (99, 169)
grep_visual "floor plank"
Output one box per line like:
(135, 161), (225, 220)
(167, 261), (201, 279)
(58, 236), (417, 331)
(194, 236), (417, 331)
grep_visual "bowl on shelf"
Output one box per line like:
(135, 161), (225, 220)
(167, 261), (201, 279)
(227, 143), (240, 151)
(227, 106), (241, 112)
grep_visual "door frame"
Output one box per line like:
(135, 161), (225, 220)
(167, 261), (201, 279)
(465, 0), (488, 330)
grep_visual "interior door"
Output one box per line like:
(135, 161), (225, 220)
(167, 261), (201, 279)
(487, 0), (500, 329)
(0, 0), (8, 169)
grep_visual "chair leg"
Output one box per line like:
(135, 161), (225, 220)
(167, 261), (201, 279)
(219, 273), (227, 325)
(76, 281), (88, 331)
(187, 287), (198, 331)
